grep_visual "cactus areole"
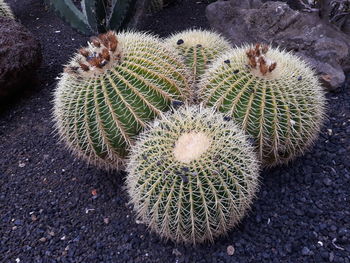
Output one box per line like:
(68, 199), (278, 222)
(200, 44), (326, 167)
(53, 31), (191, 170)
(126, 106), (260, 244)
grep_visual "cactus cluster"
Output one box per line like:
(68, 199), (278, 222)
(53, 28), (326, 245)
(0, 0), (14, 18)
(126, 106), (259, 244)
(199, 44), (326, 166)
(53, 31), (191, 170)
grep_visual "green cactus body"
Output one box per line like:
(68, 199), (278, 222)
(0, 0), (14, 18)
(126, 106), (259, 244)
(199, 44), (326, 167)
(53, 31), (192, 170)
(164, 29), (231, 81)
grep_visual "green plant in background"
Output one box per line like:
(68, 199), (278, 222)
(0, 0), (14, 18)
(53, 31), (192, 170)
(126, 106), (259, 244)
(148, 0), (165, 13)
(164, 29), (231, 83)
(329, 0), (350, 27)
(199, 44), (326, 167)
(148, 0), (176, 13)
(44, 0), (137, 35)
(290, 0), (349, 30)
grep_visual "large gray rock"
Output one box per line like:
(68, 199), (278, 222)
(0, 17), (42, 100)
(206, 0), (350, 90)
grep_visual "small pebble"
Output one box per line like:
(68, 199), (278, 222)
(338, 227), (348, 236)
(14, 219), (23, 226)
(177, 39), (184, 45)
(301, 247), (312, 256)
(172, 100), (183, 107)
(227, 245), (235, 256)
(172, 248), (182, 257)
(323, 178), (332, 186)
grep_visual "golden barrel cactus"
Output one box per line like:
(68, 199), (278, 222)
(53, 31), (192, 170)
(199, 44), (326, 167)
(126, 106), (259, 244)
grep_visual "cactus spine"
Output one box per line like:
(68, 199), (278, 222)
(0, 0), (14, 18)
(126, 106), (259, 244)
(164, 29), (231, 82)
(53, 31), (192, 170)
(199, 44), (326, 167)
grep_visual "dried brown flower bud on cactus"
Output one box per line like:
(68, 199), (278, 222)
(79, 48), (90, 57)
(78, 62), (90, 71)
(246, 43), (277, 75)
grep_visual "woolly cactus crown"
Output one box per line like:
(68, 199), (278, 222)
(0, 0), (14, 18)
(199, 44), (326, 167)
(126, 105), (260, 244)
(53, 31), (192, 170)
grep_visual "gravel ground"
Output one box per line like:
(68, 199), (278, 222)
(1, 0), (349, 262)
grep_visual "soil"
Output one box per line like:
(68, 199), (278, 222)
(1, 0), (349, 262)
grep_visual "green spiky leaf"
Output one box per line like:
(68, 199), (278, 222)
(108, 0), (134, 30)
(46, 0), (91, 35)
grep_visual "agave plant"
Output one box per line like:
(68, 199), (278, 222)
(45, 0), (138, 35)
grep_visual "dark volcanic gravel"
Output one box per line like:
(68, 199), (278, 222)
(1, 0), (350, 262)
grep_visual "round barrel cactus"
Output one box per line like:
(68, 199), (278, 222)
(199, 44), (326, 167)
(164, 29), (231, 81)
(53, 31), (192, 170)
(126, 106), (259, 244)
(0, 0), (14, 18)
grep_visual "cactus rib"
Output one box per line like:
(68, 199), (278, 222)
(46, 0), (91, 35)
